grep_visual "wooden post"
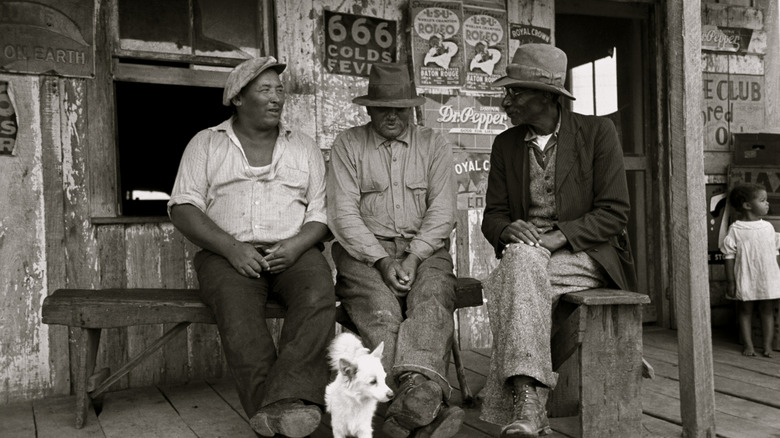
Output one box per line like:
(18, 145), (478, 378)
(666, 0), (717, 436)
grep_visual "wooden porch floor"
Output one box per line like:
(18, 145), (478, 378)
(2, 327), (779, 438)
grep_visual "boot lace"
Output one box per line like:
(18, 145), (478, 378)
(512, 385), (539, 421)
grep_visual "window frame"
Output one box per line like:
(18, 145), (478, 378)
(91, 0), (276, 221)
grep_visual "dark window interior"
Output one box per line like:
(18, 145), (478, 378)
(115, 82), (232, 216)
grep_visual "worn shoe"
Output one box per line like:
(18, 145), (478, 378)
(413, 405), (465, 438)
(249, 399), (321, 437)
(383, 372), (444, 438)
(500, 385), (552, 438)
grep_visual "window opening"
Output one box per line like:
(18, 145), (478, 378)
(571, 48), (618, 117)
(115, 81), (231, 216)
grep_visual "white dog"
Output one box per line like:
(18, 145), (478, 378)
(325, 332), (394, 438)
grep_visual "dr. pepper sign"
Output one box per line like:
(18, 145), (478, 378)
(324, 11), (397, 77)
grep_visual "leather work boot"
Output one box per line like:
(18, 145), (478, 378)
(383, 372), (444, 438)
(249, 399), (321, 437)
(413, 405), (465, 438)
(500, 385), (552, 438)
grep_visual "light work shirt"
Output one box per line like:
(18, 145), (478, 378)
(168, 118), (327, 245)
(327, 123), (456, 265)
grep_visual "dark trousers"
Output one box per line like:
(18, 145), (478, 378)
(194, 246), (335, 417)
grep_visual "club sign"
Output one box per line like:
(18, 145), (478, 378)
(324, 10), (397, 77)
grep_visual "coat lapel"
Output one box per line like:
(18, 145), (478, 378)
(512, 127), (530, 214)
(555, 108), (580, 194)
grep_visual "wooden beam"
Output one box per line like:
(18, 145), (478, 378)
(665, 0), (717, 436)
(761, 0), (780, 128)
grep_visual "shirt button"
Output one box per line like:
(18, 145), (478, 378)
(254, 225), (259, 228)
(393, 182), (399, 186)
(546, 188), (552, 193)
(393, 157), (397, 162)
(254, 201), (259, 205)
(396, 204), (401, 209)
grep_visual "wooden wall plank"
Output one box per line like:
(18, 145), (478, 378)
(89, 0), (118, 217)
(40, 75), (70, 397)
(666, 0), (718, 436)
(124, 225), (165, 387)
(159, 224), (190, 384)
(60, 78), (101, 399)
(96, 225), (129, 391)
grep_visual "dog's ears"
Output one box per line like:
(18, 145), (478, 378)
(339, 358), (357, 380)
(371, 341), (384, 359)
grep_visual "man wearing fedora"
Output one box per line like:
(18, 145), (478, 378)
(168, 56), (335, 437)
(327, 63), (463, 438)
(479, 44), (636, 437)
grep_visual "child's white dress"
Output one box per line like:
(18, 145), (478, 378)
(721, 220), (780, 301)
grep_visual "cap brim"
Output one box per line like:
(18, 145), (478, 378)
(491, 76), (575, 100)
(352, 95), (427, 107)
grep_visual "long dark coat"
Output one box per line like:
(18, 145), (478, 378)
(481, 107), (637, 292)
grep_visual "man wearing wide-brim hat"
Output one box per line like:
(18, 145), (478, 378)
(327, 63), (464, 438)
(169, 56), (335, 438)
(479, 44), (637, 437)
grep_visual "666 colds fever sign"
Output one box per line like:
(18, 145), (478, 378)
(324, 10), (397, 77)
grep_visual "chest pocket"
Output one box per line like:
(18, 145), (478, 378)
(406, 179), (428, 220)
(276, 165), (309, 198)
(358, 173), (389, 218)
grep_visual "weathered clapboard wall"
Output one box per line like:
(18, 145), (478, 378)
(702, 0), (780, 329)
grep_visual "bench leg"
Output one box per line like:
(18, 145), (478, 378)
(579, 304), (643, 438)
(451, 331), (473, 406)
(73, 327), (101, 429)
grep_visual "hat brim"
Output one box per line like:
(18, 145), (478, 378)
(352, 95), (426, 108)
(491, 76), (576, 100)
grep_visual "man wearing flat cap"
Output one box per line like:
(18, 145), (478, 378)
(479, 44), (636, 437)
(168, 56), (334, 437)
(327, 63), (464, 438)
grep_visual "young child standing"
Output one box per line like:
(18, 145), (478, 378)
(721, 183), (780, 357)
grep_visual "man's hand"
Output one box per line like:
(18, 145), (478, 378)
(538, 229), (568, 253)
(399, 253), (422, 289)
(375, 257), (412, 297)
(500, 219), (543, 247)
(263, 238), (306, 274)
(225, 242), (270, 278)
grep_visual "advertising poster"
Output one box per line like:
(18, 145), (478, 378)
(0, 82), (17, 156)
(323, 10), (397, 77)
(702, 72), (765, 151)
(410, 1), (465, 93)
(508, 23), (551, 61)
(462, 5), (507, 95)
(454, 150), (491, 210)
(0, 0), (95, 77)
(423, 94), (508, 150)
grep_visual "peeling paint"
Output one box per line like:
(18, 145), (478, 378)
(0, 75), (51, 403)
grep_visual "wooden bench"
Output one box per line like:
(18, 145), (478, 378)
(41, 277), (484, 429)
(548, 288), (651, 438)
